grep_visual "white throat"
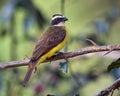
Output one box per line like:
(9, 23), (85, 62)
(53, 22), (64, 26)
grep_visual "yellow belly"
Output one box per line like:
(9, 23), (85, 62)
(36, 31), (67, 66)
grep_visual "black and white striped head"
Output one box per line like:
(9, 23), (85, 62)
(51, 14), (68, 26)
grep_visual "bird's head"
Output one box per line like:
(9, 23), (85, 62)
(51, 14), (68, 26)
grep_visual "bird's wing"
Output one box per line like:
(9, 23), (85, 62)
(23, 26), (66, 86)
(31, 26), (66, 61)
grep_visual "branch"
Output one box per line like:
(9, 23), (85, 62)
(95, 78), (120, 96)
(0, 44), (120, 69)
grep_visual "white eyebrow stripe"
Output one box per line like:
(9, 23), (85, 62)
(52, 16), (63, 20)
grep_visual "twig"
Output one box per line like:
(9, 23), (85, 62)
(0, 44), (120, 69)
(95, 78), (120, 96)
(86, 38), (98, 47)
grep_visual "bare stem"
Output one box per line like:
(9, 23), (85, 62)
(0, 44), (120, 69)
(95, 78), (120, 96)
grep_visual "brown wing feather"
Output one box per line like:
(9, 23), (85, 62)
(31, 26), (66, 61)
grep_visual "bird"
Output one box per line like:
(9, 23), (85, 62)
(23, 14), (68, 87)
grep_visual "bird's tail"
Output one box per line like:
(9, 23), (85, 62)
(23, 61), (36, 87)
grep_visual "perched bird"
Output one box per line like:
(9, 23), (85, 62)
(23, 14), (68, 86)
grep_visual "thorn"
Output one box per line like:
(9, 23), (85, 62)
(86, 38), (98, 47)
(103, 49), (113, 56)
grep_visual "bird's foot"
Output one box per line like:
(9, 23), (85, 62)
(56, 52), (68, 62)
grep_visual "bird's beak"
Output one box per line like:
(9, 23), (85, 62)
(64, 17), (68, 21)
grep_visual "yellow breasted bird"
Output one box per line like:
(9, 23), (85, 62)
(23, 14), (68, 86)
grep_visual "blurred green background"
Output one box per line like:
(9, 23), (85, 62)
(0, 0), (120, 96)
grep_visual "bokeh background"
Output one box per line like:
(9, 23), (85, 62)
(0, 0), (120, 96)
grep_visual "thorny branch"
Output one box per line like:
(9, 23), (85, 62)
(0, 44), (120, 69)
(95, 78), (120, 96)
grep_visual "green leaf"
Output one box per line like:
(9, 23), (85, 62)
(108, 58), (120, 72)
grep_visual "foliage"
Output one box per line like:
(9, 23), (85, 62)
(108, 58), (120, 72)
(0, 0), (120, 96)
